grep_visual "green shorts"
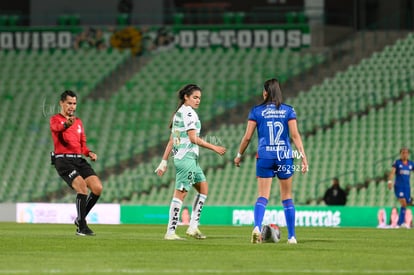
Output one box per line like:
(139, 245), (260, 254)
(174, 157), (206, 191)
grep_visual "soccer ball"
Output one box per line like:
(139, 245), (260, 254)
(261, 224), (281, 243)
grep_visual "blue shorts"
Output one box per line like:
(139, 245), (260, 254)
(394, 185), (411, 203)
(256, 158), (294, 179)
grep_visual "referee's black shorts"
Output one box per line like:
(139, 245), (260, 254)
(54, 156), (97, 188)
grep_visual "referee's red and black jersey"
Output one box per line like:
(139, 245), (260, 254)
(50, 113), (91, 156)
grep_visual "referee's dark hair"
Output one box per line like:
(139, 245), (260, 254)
(60, 90), (77, 101)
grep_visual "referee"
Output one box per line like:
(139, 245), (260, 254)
(50, 90), (103, 236)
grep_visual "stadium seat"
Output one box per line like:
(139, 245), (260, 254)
(117, 13), (129, 26)
(234, 12), (245, 24)
(57, 15), (69, 26)
(222, 12), (234, 24)
(7, 15), (20, 26)
(0, 15), (8, 26)
(285, 12), (297, 24)
(68, 14), (80, 26)
(173, 13), (184, 25)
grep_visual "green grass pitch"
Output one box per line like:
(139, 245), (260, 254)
(0, 222), (413, 274)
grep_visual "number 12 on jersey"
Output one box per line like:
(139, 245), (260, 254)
(267, 121), (285, 146)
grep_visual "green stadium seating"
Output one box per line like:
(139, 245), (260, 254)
(120, 34), (414, 206)
(3, 32), (413, 207)
(0, 48), (130, 202)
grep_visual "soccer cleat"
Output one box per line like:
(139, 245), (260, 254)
(251, 226), (261, 244)
(287, 237), (297, 244)
(76, 225), (96, 236)
(74, 218), (95, 236)
(186, 228), (207, 239)
(83, 225), (96, 236)
(164, 233), (185, 240)
(76, 228), (86, 236)
(400, 223), (410, 229)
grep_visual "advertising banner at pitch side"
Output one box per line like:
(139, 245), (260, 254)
(121, 205), (386, 228)
(17, 203), (120, 224)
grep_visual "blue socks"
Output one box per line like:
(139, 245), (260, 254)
(283, 199), (296, 239)
(398, 207), (406, 226)
(254, 197), (296, 238)
(254, 197), (268, 231)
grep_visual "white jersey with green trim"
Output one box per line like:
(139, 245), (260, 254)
(171, 104), (201, 160)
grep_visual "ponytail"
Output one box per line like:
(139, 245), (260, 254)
(260, 78), (283, 108)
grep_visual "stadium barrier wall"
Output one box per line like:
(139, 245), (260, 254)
(0, 204), (393, 228)
(0, 203), (16, 222)
(15, 203), (120, 224)
(121, 205), (391, 228)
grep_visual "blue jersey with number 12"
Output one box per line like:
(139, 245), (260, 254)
(392, 159), (414, 187)
(248, 103), (296, 159)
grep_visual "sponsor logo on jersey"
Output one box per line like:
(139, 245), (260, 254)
(261, 109), (286, 117)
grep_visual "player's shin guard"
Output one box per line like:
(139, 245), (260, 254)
(76, 193), (87, 226)
(189, 193), (207, 229)
(283, 199), (296, 239)
(398, 207), (406, 226)
(166, 198), (182, 234)
(85, 192), (100, 216)
(254, 197), (268, 231)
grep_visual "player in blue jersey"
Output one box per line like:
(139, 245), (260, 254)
(234, 78), (308, 244)
(387, 147), (413, 228)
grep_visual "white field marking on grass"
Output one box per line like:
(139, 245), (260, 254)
(1, 269), (414, 274)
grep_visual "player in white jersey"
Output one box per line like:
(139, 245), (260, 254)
(155, 84), (226, 240)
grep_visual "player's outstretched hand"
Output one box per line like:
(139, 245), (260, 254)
(155, 160), (168, 176)
(214, 146), (226, 156)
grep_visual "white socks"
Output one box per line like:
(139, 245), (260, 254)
(189, 194), (207, 230)
(166, 198), (182, 235)
(166, 193), (207, 235)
